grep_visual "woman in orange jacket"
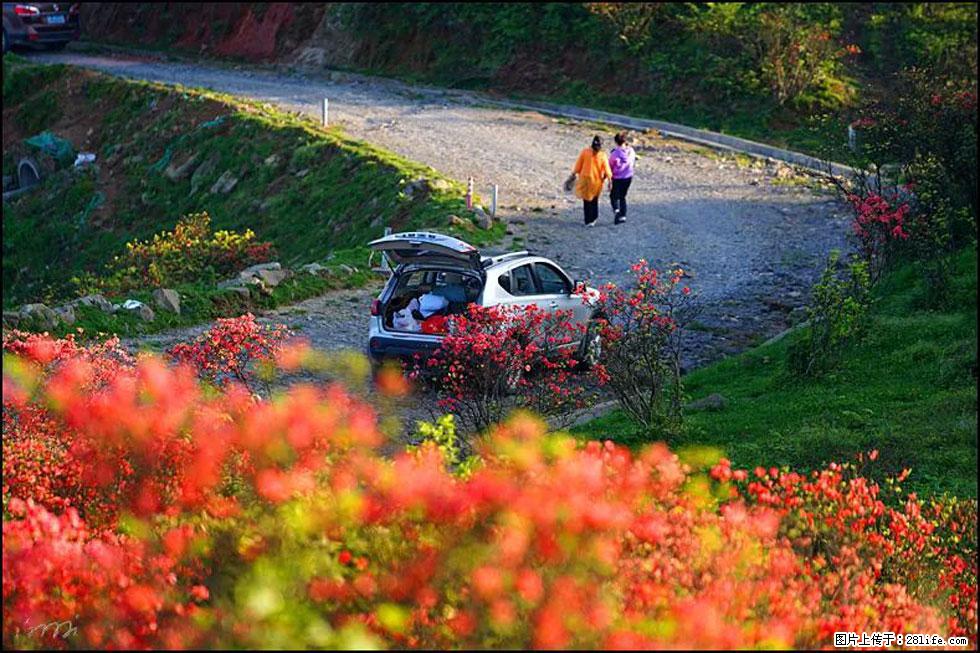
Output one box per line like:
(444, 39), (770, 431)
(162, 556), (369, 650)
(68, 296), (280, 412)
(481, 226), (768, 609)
(570, 135), (613, 227)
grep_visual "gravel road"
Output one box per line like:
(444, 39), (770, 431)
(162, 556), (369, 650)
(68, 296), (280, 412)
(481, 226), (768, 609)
(33, 49), (850, 386)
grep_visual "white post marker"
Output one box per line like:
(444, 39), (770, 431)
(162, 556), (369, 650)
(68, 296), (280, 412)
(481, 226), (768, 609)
(491, 184), (498, 218)
(847, 124), (856, 152)
(322, 98), (329, 127)
(466, 177), (474, 210)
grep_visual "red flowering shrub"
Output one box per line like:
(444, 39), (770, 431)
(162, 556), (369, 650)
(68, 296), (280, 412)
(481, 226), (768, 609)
(590, 260), (698, 436)
(2, 338), (977, 649)
(846, 192), (911, 283)
(167, 314), (291, 393)
(91, 211), (276, 295)
(412, 304), (603, 434)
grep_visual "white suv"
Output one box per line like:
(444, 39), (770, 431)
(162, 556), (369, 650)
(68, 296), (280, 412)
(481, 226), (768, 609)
(367, 231), (602, 367)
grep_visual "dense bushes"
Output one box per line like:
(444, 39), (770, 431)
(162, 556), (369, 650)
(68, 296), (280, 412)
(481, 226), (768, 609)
(591, 260), (698, 437)
(2, 332), (976, 649)
(411, 304), (602, 434)
(76, 212), (275, 297)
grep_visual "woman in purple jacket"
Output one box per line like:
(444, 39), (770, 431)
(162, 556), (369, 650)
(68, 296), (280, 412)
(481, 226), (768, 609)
(608, 131), (636, 225)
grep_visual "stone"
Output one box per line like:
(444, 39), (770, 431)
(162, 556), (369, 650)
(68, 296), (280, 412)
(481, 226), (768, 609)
(53, 304), (76, 325)
(263, 153), (281, 167)
(19, 303), (59, 331)
(71, 294), (115, 313)
(686, 393), (728, 411)
(255, 268), (291, 287)
(152, 288), (181, 314)
(295, 168), (310, 178)
(120, 299), (155, 322)
(163, 152), (199, 181)
(448, 214), (470, 228)
(300, 262), (327, 275)
(338, 264), (356, 276)
(190, 153), (220, 194)
(228, 286), (252, 299)
(474, 206), (492, 229)
(210, 170), (240, 195)
(3, 311), (21, 328)
(237, 261), (282, 281)
(429, 178), (451, 191)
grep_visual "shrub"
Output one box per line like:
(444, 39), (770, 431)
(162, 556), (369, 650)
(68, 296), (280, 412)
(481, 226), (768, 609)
(92, 212), (275, 296)
(1, 339), (976, 649)
(787, 250), (871, 377)
(166, 313), (291, 393)
(590, 260), (698, 437)
(412, 303), (602, 435)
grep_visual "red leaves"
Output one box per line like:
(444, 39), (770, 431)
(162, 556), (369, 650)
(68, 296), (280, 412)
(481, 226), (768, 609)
(2, 338), (977, 649)
(167, 314), (291, 392)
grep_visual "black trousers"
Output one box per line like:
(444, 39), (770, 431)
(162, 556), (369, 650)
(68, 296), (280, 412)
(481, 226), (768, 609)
(610, 177), (632, 219)
(583, 197), (599, 224)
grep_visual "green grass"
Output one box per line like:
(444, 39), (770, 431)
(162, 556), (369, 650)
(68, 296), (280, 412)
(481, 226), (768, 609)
(3, 62), (503, 310)
(573, 248), (978, 498)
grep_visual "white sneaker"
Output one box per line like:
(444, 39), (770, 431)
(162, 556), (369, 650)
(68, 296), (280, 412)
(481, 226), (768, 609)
(586, 221), (596, 228)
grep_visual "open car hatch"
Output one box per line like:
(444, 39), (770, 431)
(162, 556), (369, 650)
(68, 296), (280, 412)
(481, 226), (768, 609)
(368, 231), (482, 269)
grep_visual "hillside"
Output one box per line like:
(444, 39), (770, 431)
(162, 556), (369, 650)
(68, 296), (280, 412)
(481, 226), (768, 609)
(75, 3), (978, 154)
(574, 248), (979, 498)
(2, 58), (499, 315)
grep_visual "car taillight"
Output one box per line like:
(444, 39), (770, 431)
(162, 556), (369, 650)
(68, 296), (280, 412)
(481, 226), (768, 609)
(14, 5), (41, 16)
(370, 299), (381, 316)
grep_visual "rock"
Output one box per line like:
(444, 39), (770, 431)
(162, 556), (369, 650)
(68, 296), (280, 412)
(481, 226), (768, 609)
(210, 170), (240, 195)
(120, 299), (155, 322)
(190, 153), (220, 194)
(238, 262), (281, 280)
(163, 152), (199, 181)
(448, 214), (470, 228)
(70, 294), (115, 313)
(256, 268), (291, 288)
(686, 393), (728, 411)
(295, 168), (310, 178)
(263, 153), (281, 167)
(474, 206), (492, 229)
(429, 178), (451, 191)
(19, 303), (59, 331)
(152, 288), (181, 314)
(53, 304), (76, 325)
(3, 311), (22, 328)
(338, 264), (356, 276)
(300, 262), (328, 275)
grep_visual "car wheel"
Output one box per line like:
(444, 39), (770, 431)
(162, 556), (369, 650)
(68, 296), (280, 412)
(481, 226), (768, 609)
(577, 319), (603, 370)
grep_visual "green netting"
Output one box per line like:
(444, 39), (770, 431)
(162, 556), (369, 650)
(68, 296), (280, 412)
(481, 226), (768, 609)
(24, 131), (74, 164)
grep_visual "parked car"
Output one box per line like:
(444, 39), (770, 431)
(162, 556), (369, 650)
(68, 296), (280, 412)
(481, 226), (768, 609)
(367, 231), (603, 369)
(3, 3), (80, 53)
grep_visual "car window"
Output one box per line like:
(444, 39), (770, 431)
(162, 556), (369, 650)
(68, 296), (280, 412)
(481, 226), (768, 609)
(510, 264), (538, 296)
(497, 274), (512, 294)
(535, 263), (571, 294)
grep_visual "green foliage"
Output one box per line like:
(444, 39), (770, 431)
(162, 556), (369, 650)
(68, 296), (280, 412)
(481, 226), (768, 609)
(574, 248), (978, 498)
(86, 211), (275, 295)
(787, 250), (871, 377)
(2, 66), (503, 309)
(408, 414), (481, 477)
(15, 90), (62, 135)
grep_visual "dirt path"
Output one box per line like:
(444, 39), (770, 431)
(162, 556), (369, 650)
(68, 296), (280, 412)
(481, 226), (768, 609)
(35, 50), (851, 369)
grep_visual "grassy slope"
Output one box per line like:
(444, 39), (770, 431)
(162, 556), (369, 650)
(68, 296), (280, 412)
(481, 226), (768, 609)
(3, 59), (501, 336)
(574, 249), (978, 498)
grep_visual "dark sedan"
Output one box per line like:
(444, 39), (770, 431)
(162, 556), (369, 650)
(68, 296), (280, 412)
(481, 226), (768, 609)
(3, 3), (80, 53)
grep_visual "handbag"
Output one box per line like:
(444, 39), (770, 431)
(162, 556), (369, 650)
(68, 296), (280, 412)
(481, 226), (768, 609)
(563, 173), (576, 193)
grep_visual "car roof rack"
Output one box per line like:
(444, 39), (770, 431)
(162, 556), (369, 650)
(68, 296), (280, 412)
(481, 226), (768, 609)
(482, 250), (531, 268)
